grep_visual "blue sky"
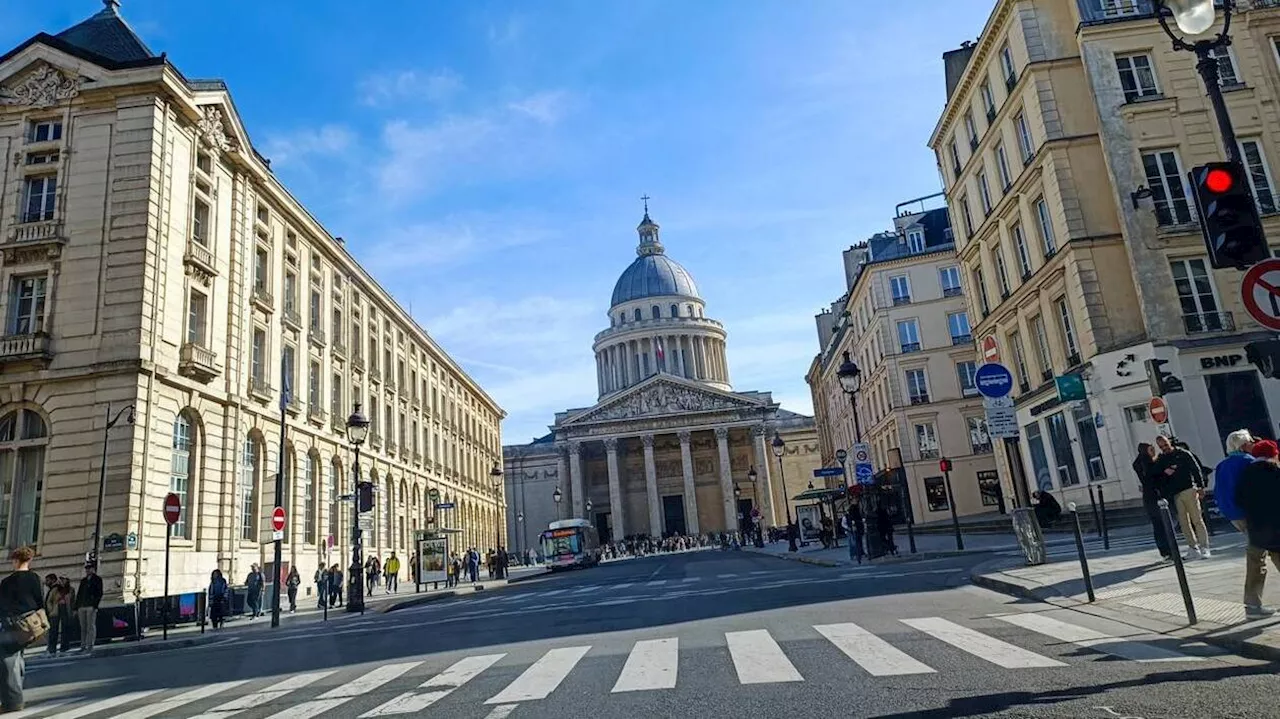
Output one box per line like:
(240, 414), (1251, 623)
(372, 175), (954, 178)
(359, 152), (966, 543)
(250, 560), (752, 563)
(6, 1), (995, 444)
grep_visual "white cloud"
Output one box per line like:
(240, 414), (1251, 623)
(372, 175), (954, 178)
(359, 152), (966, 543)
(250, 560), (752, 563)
(359, 69), (463, 107)
(358, 214), (552, 275)
(261, 124), (355, 166)
(488, 15), (524, 47)
(507, 90), (572, 125)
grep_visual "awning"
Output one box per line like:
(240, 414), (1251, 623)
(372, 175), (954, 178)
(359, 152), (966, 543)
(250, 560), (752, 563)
(791, 488), (844, 502)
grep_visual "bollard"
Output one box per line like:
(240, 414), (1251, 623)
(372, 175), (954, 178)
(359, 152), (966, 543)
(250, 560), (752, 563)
(906, 518), (917, 555)
(1087, 485), (1102, 538)
(1098, 485), (1110, 551)
(1069, 502), (1095, 603)
(1158, 498), (1197, 624)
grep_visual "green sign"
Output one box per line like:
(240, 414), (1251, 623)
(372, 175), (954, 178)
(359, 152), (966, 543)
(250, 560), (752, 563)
(1055, 374), (1086, 401)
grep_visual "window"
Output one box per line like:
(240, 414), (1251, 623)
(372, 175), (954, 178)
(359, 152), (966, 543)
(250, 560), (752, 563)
(995, 142), (1012, 190)
(1115, 53), (1159, 102)
(1210, 45), (1239, 86)
(972, 266), (990, 315)
(633, 308), (641, 322)
(980, 79), (996, 119)
(9, 277), (46, 335)
(284, 271), (298, 313)
(0, 409), (47, 548)
(1015, 111), (1033, 164)
(332, 309), (343, 349)
(957, 360), (978, 396)
(1000, 42), (1017, 88)
(1170, 258), (1224, 332)
(1034, 197), (1057, 256)
(897, 319), (921, 353)
(1240, 139), (1277, 214)
(924, 476), (949, 511)
(1056, 298), (1079, 362)
(26, 120), (61, 143)
(1010, 330), (1030, 388)
(1142, 150), (1192, 225)
(1101, 0), (1143, 17)
(21, 176), (56, 223)
(906, 368), (930, 404)
(1012, 223), (1032, 278)
(310, 289), (322, 331)
(171, 413), (194, 538)
(282, 344), (297, 400)
(369, 397), (379, 434)
(254, 247), (269, 292)
(251, 328), (266, 384)
(192, 199), (210, 246)
(969, 416), (992, 453)
(309, 361), (321, 408)
(948, 312), (972, 345)
(890, 275), (911, 305)
(240, 437), (259, 541)
(187, 290), (207, 346)
(978, 170), (993, 214)
(303, 454), (316, 545)
(352, 324), (362, 360)
(1030, 314), (1052, 378)
(948, 138), (962, 176)
(329, 460), (341, 542)
(1073, 401), (1107, 481)
(940, 266), (963, 297)
(197, 152), (213, 174)
(907, 229), (925, 254)
(960, 194), (974, 237)
(964, 110), (978, 149)
(915, 423), (940, 459)
(331, 373), (343, 418)
(1046, 410), (1080, 487)
(993, 246), (1011, 297)
(1025, 421), (1052, 492)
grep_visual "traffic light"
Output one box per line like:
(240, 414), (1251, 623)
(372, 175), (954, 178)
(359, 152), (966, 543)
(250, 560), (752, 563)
(357, 481), (374, 513)
(1144, 358), (1184, 397)
(939, 458), (953, 473)
(1189, 161), (1268, 269)
(1246, 340), (1280, 380)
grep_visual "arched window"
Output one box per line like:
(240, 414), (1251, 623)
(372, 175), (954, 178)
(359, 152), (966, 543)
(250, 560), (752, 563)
(671, 304), (679, 318)
(329, 458), (342, 544)
(687, 304), (695, 317)
(0, 408), (48, 548)
(651, 306), (660, 319)
(240, 434), (261, 541)
(633, 308), (642, 322)
(304, 451), (318, 545)
(171, 411), (197, 539)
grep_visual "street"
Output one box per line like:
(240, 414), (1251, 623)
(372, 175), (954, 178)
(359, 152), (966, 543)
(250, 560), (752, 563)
(20, 550), (1278, 718)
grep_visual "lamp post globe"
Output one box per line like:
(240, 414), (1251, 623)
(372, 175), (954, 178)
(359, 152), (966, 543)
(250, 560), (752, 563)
(836, 448), (847, 464)
(345, 405), (369, 445)
(748, 466), (757, 484)
(585, 499), (593, 514)
(1163, 0), (1216, 35)
(553, 486), (562, 520)
(837, 351), (862, 394)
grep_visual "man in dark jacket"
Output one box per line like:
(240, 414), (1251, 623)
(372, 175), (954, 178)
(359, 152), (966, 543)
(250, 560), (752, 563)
(1236, 440), (1280, 589)
(74, 563), (103, 654)
(1134, 443), (1171, 559)
(1155, 435), (1210, 559)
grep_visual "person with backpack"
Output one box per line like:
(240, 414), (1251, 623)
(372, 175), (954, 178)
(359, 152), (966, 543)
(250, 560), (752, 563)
(0, 547), (46, 711)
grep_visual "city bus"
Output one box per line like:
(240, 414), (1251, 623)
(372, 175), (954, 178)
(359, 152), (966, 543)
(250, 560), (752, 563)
(540, 519), (602, 571)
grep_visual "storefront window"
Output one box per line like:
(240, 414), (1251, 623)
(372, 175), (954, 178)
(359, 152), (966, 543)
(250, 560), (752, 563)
(1025, 422), (1054, 492)
(978, 470), (1002, 506)
(924, 476), (949, 511)
(1046, 411), (1080, 486)
(1072, 401), (1107, 481)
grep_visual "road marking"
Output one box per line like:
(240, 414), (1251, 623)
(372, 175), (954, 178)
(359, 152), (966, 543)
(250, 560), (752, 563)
(192, 670), (338, 717)
(484, 706), (519, 719)
(613, 582), (634, 590)
(485, 646), (591, 704)
(901, 618), (1064, 669)
(814, 623), (935, 676)
(4, 698), (75, 718)
(646, 580), (667, 586)
(266, 662), (422, 718)
(612, 638), (679, 692)
(749, 570), (772, 575)
(110, 680), (251, 718)
(363, 654), (505, 716)
(541, 589), (571, 596)
(717, 573), (737, 579)
(57, 691), (164, 719)
(725, 630), (803, 684)
(681, 577), (700, 583)
(570, 585), (598, 594)
(996, 613), (1203, 663)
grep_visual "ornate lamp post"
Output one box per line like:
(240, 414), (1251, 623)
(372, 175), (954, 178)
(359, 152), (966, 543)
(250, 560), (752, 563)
(1153, 0), (1240, 163)
(345, 404), (369, 614)
(838, 351), (879, 557)
(748, 466), (763, 547)
(92, 403), (135, 567)
(772, 432), (797, 552)
(490, 463), (504, 577)
(553, 486), (563, 521)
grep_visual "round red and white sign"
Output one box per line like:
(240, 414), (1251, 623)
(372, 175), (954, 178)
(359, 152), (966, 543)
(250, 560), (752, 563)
(162, 492), (181, 526)
(982, 335), (1001, 364)
(1241, 258), (1280, 331)
(271, 506), (287, 532)
(1149, 397), (1169, 424)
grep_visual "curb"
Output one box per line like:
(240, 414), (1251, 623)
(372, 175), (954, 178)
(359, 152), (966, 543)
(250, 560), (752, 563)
(749, 547), (982, 568)
(381, 591), (457, 613)
(27, 634), (225, 664)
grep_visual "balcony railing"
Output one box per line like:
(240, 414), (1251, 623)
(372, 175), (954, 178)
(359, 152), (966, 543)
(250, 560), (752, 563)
(352, 353), (365, 372)
(943, 286), (963, 298)
(284, 396), (302, 416)
(972, 442), (994, 454)
(183, 241), (216, 276)
(1041, 369), (1054, 382)
(413, 452), (423, 466)
(283, 306), (302, 330)
(0, 333), (52, 363)
(370, 366), (382, 383)
(900, 342), (921, 354)
(248, 376), (272, 400)
(909, 394), (931, 405)
(308, 326), (326, 347)
(1066, 353), (1082, 367)
(332, 340), (347, 358)
(308, 404), (326, 423)
(370, 431), (382, 449)
(952, 334), (973, 347)
(892, 296), (911, 306)
(6, 220), (63, 244)
(919, 448), (940, 460)
(1184, 311), (1235, 335)
(178, 342), (220, 382)
(252, 287), (273, 311)
(386, 438), (397, 454)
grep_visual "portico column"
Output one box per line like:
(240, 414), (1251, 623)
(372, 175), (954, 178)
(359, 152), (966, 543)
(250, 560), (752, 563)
(605, 438), (625, 539)
(555, 444), (570, 516)
(694, 337), (706, 379)
(568, 441), (585, 519)
(678, 430), (699, 534)
(642, 434), (662, 536)
(715, 427), (736, 532)
(752, 425), (777, 526)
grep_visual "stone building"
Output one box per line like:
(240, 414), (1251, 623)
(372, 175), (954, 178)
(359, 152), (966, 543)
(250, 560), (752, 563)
(504, 210), (821, 554)
(0, 3), (505, 602)
(929, 0), (1280, 512)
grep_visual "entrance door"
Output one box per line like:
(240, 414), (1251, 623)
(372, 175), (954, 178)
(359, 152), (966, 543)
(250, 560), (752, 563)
(594, 512), (612, 544)
(1207, 371), (1275, 450)
(662, 495), (686, 536)
(736, 498), (754, 532)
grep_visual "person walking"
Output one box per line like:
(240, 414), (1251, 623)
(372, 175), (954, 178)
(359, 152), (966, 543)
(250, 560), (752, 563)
(467, 548), (480, 583)
(74, 563), (103, 654)
(0, 547), (46, 712)
(1236, 440), (1280, 613)
(328, 565), (344, 607)
(364, 557), (378, 596)
(1155, 435), (1211, 559)
(843, 504), (865, 564)
(244, 564), (264, 619)
(1214, 430), (1270, 616)
(384, 553), (400, 593)
(409, 554), (419, 589)
(315, 566), (329, 609)
(208, 569), (229, 630)
(1133, 443), (1172, 560)
(285, 567), (301, 613)
(42, 575), (73, 657)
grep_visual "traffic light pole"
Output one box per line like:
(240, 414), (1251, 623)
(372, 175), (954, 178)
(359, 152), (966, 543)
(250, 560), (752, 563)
(1193, 43), (1241, 165)
(347, 446), (365, 614)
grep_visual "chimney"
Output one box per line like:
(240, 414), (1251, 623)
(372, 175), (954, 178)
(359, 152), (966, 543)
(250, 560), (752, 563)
(943, 40), (978, 101)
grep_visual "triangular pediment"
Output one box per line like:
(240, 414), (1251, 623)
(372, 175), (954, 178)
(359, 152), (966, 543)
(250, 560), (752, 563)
(0, 57), (95, 109)
(560, 375), (767, 427)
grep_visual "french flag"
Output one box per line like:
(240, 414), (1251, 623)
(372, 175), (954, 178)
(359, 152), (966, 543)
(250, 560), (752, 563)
(655, 338), (665, 367)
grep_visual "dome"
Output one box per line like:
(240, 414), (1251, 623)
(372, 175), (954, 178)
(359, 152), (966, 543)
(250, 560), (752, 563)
(610, 253), (700, 307)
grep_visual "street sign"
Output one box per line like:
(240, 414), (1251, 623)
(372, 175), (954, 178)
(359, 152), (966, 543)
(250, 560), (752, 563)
(163, 492), (181, 526)
(984, 395), (1019, 438)
(358, 513), (375, 532)
(1149, 396), (1169, 424)
(435, 502), (456, 510)
(1241, 258), (1280, 331)
(102, 533), (125, 553)
(126, 532), (138, 550)
(271, 506), (287, 532)
(852, 442), (870, 464)
(975, 363), (1013, 398)
(813, 467), (844, 478)
(1055, 374), (1086, 401)
(981, 335), (1000, 364)
(855, 463), (875, 485)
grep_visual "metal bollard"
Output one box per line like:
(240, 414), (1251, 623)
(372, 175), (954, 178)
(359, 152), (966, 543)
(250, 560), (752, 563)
(1069, 502), (1095, 603)
(1098, 486), (1110, 551)
(1158, 498), (1197, 624)
(1087, 485), (1102, 538)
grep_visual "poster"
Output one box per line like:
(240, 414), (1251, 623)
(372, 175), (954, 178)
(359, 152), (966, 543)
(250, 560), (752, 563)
(795, 504), (823, 542)
(417, 535), (448, 584)
(1010, 507), (1046, 566)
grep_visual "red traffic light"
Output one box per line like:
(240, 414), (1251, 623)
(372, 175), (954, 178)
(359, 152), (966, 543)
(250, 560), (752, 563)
(939, 458), (953, 473)
(1205, 167), (1234, 194)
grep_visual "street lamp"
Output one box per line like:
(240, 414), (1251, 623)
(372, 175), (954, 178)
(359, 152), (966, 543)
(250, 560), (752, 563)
(747, 466), (763, 547)
(1153, 0), (1240, 163)
(345, 404), (370, 614)
(490, 463), (504, 576)
(838, 351), (879, 557)
(585, 499), (593, 514)
(516, 512), (524, 559)
(553, 486), (563, 520)
(772, 432), (797, 552)
(92, 403), (135, 567)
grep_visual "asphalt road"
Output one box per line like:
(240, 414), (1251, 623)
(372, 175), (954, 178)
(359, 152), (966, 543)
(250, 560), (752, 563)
(17, 549), (1279, 718)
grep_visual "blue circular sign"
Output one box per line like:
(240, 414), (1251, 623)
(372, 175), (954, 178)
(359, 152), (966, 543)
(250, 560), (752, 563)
(975, 363), (1013, 398)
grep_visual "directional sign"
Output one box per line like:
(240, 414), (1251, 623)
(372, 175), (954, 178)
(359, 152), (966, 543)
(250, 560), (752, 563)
(855, 463), (875, 485)
(1149, 396), (1169, 424)
(813, 467), (845, 478)
(163, 492), (181, 526)
(981, 335), (1001, 364)
(984, 396), (1019, 438)
(271, 506), (287, 532)
(1242, 258), (1280, 331)
(358, 513), (374, 532)
(975, 362), (1013, 398)
(435, 502), (456, 510)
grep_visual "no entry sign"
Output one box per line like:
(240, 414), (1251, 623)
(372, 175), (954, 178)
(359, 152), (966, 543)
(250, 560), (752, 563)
(1149, 397), (1169, 425)
(1241, 258), (1280, 331)
(271, 506), (287, 532)
(981, 335), (1000, 364)
(162, 493), (181, 526)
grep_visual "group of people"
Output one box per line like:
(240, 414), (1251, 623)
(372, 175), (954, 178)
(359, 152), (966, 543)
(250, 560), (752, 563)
(41, 562), (103, 657)
(1132, 435), (1214, 561)
(363, 554), (403, 594)
(1206, 430), (1280, 618)
(838, 503), (897, 563)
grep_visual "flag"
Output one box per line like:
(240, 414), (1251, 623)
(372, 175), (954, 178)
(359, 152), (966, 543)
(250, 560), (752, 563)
(279, 351), (291, 412)
(655, 338), (665, 366)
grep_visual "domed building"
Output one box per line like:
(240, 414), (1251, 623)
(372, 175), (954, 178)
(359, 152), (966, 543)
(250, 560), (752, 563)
(504, 208), (821, 550)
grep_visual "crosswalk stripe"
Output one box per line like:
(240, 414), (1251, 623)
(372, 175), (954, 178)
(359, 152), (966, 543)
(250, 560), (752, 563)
(362, 654), (506, 716)
(613, 582), (634, 590)
(570, 585), (598, 594)
(717, 573), (736, 578)
(996, 613), (1203, 663)
(4, 698), (75, 718)
(484, 706), (519, 719)
(541, 589), (570, 596)
(725, 630), (803, 684)
(814, 623), (935, 676)
(681, 577), (700, 583)
(191, 670), (338, 717)
(110, 680), (251, 719)
(901, 618), (1064, 669)
(612, 638), (679, 692)
(266, 662), (422, 718)
(646, 580), (667, 586)
(58, 690), (164, 719)
(485, 646), (591, 704)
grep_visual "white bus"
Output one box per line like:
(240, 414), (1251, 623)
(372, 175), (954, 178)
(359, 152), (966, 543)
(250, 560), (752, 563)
(540, 519), (602, 570)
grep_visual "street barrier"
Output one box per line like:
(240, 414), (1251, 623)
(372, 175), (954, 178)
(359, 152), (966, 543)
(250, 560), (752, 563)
(1158, 498), (1198, 624)
(1068, 502), (1095, 603)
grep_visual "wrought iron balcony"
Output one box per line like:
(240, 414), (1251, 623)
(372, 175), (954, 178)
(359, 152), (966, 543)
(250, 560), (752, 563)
(919, 448), (940, 460)
(369, 365), (382, 383)
(0, 333), (52, 364)
(943, 286), (963, 298)
(972, 441), (994, 454)
(251, 287), (273, 311)
(332, 340), (347, 359)
(909, 394), (931, 406)
(892, 295), (912, 306)
(248, 376), (272, 400)
(952, 334), (973, 347)
(183, 240), (216, 276)
(178, 342), (220, 382)
(900, 342), (921, 354)
(282, 306), (302, 330)
(308, 326), (326, 348)
(1184, 311), (1234, 335)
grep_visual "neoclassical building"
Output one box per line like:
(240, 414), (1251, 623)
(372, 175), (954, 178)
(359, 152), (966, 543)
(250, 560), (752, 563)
(0, 4), (505, 602)
(504, 210), (821, 552)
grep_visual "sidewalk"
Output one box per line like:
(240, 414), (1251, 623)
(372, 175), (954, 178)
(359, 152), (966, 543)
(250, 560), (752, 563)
(970, 529), (1280, 661)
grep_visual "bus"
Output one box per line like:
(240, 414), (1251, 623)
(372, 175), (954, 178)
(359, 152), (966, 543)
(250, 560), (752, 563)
(540, 519), (602, 570)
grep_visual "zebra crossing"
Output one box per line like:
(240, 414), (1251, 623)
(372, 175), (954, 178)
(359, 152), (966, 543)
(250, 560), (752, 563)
(995, 533), (1158, 560)
(22, 611), (1206, 719)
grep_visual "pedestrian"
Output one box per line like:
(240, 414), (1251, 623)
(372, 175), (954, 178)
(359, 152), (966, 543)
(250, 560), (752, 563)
(315, 566), (329, 609)
(1155, 434), (1211, 559)
(208, 569), (229, 630)
(467, 548), (480, 583)
(1031, 490), (1062, 527)
(843, 504), (865, 564)
(409, 554), (419, 588)
(329, 565), (344, 607)
(74, 562), (102, 654)
(1213, 430), (1270, 616)
(0, 546), (47, 712)
(385, 553), (400, 593)
(1235, 439), (1280, 616)
(876, 503), (896, 556)
(445, 556), (456, 587)
(244, 564), (264, 619)
(1133, 443), (1172, 560)
(365, 557), (378, 595)
(285, 567), (301, 613)
(42, 575), (72, 657)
